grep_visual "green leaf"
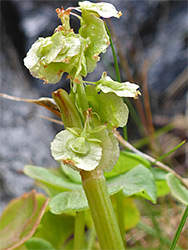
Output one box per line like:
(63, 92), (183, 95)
(25, 237), (56, 250)
(151, 168), (168, 180)
(151, 168), (170, 197)
(107, 165), (157, 203)
(49, 184), (121, 215)
(96, 72), (140, 98)
(34, 211), (74, 249)
(167, 173), (188, 205)
(51, 129), (102, 171)
(105, 151), (151, 179)
(123, 198), (140, 230)
(79, 1), (122, 18)
(49, 165), (157, 215)
(79, 10), (110, 73)
(156, 180), (170, 197)
(49, 190), (88, 214)
(61, 163), (82, 184)
(0, 190), (49, 250)
(24, 165), (82, 191)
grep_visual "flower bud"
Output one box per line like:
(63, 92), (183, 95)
(52, 89), (83, 128)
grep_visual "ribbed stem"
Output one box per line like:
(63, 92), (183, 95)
(74, 211), (85, 250)
(81, 170), (125, 250)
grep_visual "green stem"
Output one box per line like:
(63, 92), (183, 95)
(87, 227), (96, 250)
(170, 205), (188, 250)
(115, 192), (126, 247)
(105, 22), (121, 83)
(73, 211), (85, 250)
(81, 170), (125, 250)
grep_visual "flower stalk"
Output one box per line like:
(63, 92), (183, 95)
(81, 170), (125, 250)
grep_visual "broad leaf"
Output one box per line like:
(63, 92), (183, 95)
(49, 190), (88, 214)
(96, 72), (140, 98)
(151, 168), (170, 197)
(105, 151), (151, 179)
(25, 238), (56, 250)
(107, 165), (157, 203)
(61, 163), (82, 184)
(79, 1), (122, 18)
(34, 211), (74, 249)
(49, 165), (156, 215)
(51, 129), (102, 171)
(49, 185), (121, 215)
(24, 165), (82, 191)
(167, 173), (188, 205)
(156, 180), (170, 197)
(0, 190), (49, 250)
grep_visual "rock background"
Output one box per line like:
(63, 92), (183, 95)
(0, 0), (187, 211)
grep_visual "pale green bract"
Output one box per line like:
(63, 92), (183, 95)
(96, 72), (140, 98)
(85, 85), (129, 128)
(79, 10), (110, 73)
(24, 0), (121, 84)
(51, 129), (102, 171)
(24, 32), (89, 83)
(78, 1), (122, 18)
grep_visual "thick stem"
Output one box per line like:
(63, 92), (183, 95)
(81, 170), (125, 250)
(74, 211), (85, 250)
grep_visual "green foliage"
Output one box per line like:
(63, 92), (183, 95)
(151, 168), (170, 197)
(33, 211), (74, 249)
(49, 190), (88, 214)
(105, 151), (151, 178)
(108, 165), (157, 203)
(112, 196), (140, 231)
(167, 173), (188, 205)
(25, 238), (56, 250)
(0, 190), (49, 250)
(24, 165), (82, 191)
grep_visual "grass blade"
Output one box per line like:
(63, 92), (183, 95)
(170, 205), (188, 250)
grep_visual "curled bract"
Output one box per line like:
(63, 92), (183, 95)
(96, 72), (141, 98)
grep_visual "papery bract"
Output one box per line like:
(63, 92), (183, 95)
(51, 129), (102, 171)
(79, 10), (110, 73)
(78, 1), (122, 18)
(96, 72), (140, 98)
